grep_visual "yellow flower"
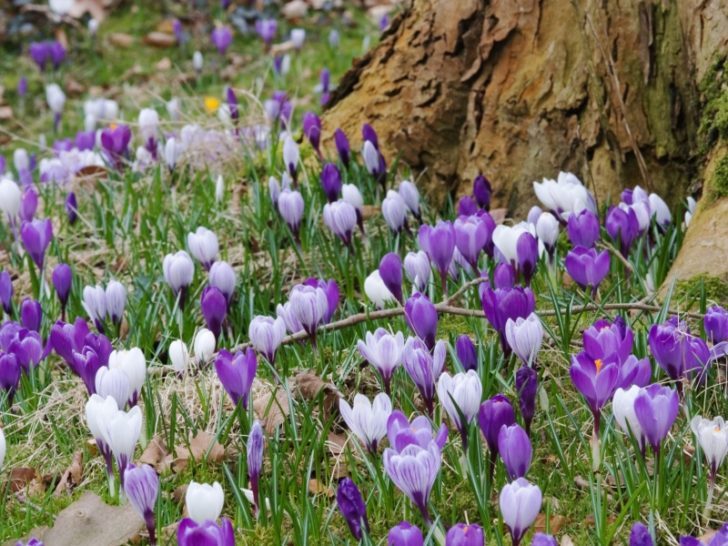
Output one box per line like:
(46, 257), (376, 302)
(204, 96), (221, 114)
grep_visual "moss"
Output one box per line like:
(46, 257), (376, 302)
(709, 153), (728, 200)
(674, 274), (728, 306)
(698, 57), (728, 153)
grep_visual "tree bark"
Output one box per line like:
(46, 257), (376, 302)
(323, 0), (728, 216)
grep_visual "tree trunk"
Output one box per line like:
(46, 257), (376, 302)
(323, 0), (728, 284)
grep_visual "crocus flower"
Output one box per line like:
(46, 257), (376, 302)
(516, 366), (538, 435)
(437, 370), (482, 449)
(320, 163), (342, 203)
(383, 440), (441, 524)
(479, 394), (516, 476)
(480, 283), (536, 353)
(85, 394), (119, 490)
(404, 251), (431, 292)
(570, 352), (619, 434)
(649, 318), (711, 381)
(446, 523), (484, 546)
(177, 518), (235, 546)
(0, 351), (20, 405)
(303, 112), (322, 156)
(0, 272), (12, 314)
(454, 215), (489, 269)
(211, 26), (233, 55)
(458, 196), (479, 217)
(680, 524), (728, 546)
(248, 316), (286, 364)
(634, 383), (679, 454)
(20, 298), (41, 332)
(388, 521), (424, 546)
(108, 348), (146, 406)
(567, 209), (600, 248)
(473, 174), (491, 209)
(612, 385), (645, 449)
(124, 464), (159, 545)
(379, 253), (403, 304)
(403, 338), (446, 415)
(100, 405), (143, 489)
(357, 329), (404, 393)
(362, 140), (384, 181)
(193, 328), (216, 364)
(209, 261), (235, 303)
(20, 218), (53, 271)
(188, 227), (219, 270)
(382, 190), (409, 233)
(302, 278), (339, 323)
(169, 340), (189, 374)
(288, 284), (328, 339)
(564, 247), (610, 296)
(342, 184), (364, 232)
(82, 285), (107, 332)
(0, 177), (21, 220)
(255, 18), (277, 44)
(95, 365), (131, 410)
(498, 424), (532, 479)
(418, 222), (455, 292)
(533, 171), (594, 221)
(186, 481), (224, 523)
(340, 393), (392, 454)
(30, 42), (51, 71)
(499, 478), (542, 546)
(105, 280), (126, 326)
(100, 125), (131, 168)
(532, 533), (559, 546)
(336, 478), (369, 540)
(19, 187), (37, 223)
(201, 287), (227, 338)
(214, 349), (257, 409)
(535, 212), (559, 257)
(455, 335), (478, 372)
(65, 192), (78, 225)
(282, 136), (299, 182)
(163, 250), (194, 302)
(387, 410), (448, 452)
(505, 313), (543, 365)
(583, 317), (633, 363)
(690, 416), (728, 479)
(629, 523), (654, 546)
(399, 181), (421, 220)
(278, 189), (304, 238)
(247, 420), (264, 514)
(46, 84), (65, 131)
(704, 305), (728, 344)
(404, 292), (438, 350)
(323, 200), (358, 246)
(606, 206), (640, 256)
(334, 129), (350, 166)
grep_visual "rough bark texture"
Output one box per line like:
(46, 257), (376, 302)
(324, 0), (726, 210)
(323, 0), (728, 284)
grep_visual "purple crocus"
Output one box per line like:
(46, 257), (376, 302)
(201, 286), (227, 338)
(319, 68), (331, 106)
(402, 338), (446, 415)
(124, 464), (159, 546)
(704, 305), (728, 344)
(386, 411), (448, 453)
(336, 478), (369, 540)
(454, 215), (489, 270)
(30, 42), (50, 71)
(634, 383), (679, 455)
(20, 218), (53, 271)
(255, 18), (277, 45)
(473, 175), (491, 210)
(458, 196), (479, 217)
(101, 125), (132, 168)
(680, 524), (728, 546)
(532, 534), (559, 546)
(323, 200), (357, 247)
(17, 76), (28, 98)
(320, 163), (342, 203)
(606, 206), (640, 256)
(569, 352), (619, 433)
(404, 292), (438, 350)
(383, 440), (441, 524)
(630, 522), (655, 546)
(334, 129), (350, 166)
(227, 87), (239, 125)
(499, 478), (542, 546)
(0, 351), (20, 405)
(388, 521), (424, 546)
(211, 26), (233, 55)
(498, 424), (532, 479)
(302, 112), (322, 156)
(357, 329), (405, 394)
(455, 335), (478, 372)
(478, 394), (516, 477)
(65, 192), (78, 225)
(177, 518), (235, 546)
(277, 189), (304, 240)
(516, 366), (538, 435)
(379, 253), (403, 304)
(0, 271), (12, 314)
(214, 348), (257, 408)
(567, 209), (600, 248)
(247, 420), (264, 514)
(649, 317), (711, 382)
(20, 299), (41, 332)
(49, 41), (66, 69)
(445, 523), (484, 546)
(19, 188), (38, 223)
(288, 284), (328, 340)
(302, 278), (339, 323)
(564, 247), (610, 296)
(418, 222), (455, 292)
(480, 283), (536, 353)
(75, 130), (96, 151)
(516, 232), (539, 285)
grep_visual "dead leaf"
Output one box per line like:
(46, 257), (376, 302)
(74, 165), (108, 188)
(534, 514), (567, 535)
(66, 79), (86, 96)
(308, 478), (334, 497)
(144, 32), (176, 48)
(282, 0), (309, 20)
(109, 33), (134, 48)
(294, 372), (341, 418)
(172, 484), (188, 504)
(155, 58), (172, 71)
(9, 467), (37, 492)
(54, 451), (84, 496)
(0, 106), (13, 120)
(139, 437), (169, 473)
(171, 431), (225, 473)
(326, 432), (347, 456)
(253, 384), (290, 434)
(156, 19), (176, 34)
(490, 208), (507, 224)
(361, 205), (381, 220)
(68, 0), (109, 21)
(561, 536), (575, 546)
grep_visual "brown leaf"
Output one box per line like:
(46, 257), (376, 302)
(109, 33), (135, 48)
(155, 58), (172, 71)
(326, 432), (347, 456)
(144, 32), (177, 48)
(282, 0), (309, 20)
(490, 208), (508, 224)
(560, 536), (575, 546)
(308, 478), (334, 497)
(54, 451), (84, 496)
(156, 19), (176, 33)
(66, 78), (86, 96)
(361, 205), (381, 220)
(139, 437), (169, 473)
(171, 431), (225, 473)
(294, 372), (342, 419)
(0, 106), (13, 120)
(74, 165), (108, 187)
(9, 467), (37, 492)
(533, 514), (567, 535)
(253, 384), (290, 434)
(172, 484), (188, 504)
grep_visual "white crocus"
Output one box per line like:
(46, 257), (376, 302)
(0, 426), (6, 471)
(535, 212), (559, 251)
(339, 393), (392, 452)
(95, 367), (131, 410)
(356, 328), (405, 385)
(187, 227), (219, 267)
(436, 370), (482, 433)
(46, 83), (66, 114)
(109, 348), (146, 403)
(99, 405), (142, 485)
(364, 270), (396, 309)
(612, 386), (644, 448)
(492, 222), (535, 266)
(533, 171), (594, 220)
(341, 184), (364, 214)
(505, 313), (544, 365)
(193, 51), (204, 72)
(691, 416), (728, 475)
(290, 28), (306, 49)
(648, 193), (672, 226)
(193, 328), (216, 363)
(0, 177), (21, 218)
(169, 340), (190, 373)
(138, 108), (159, 143)
(186, 481), (224, 523)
